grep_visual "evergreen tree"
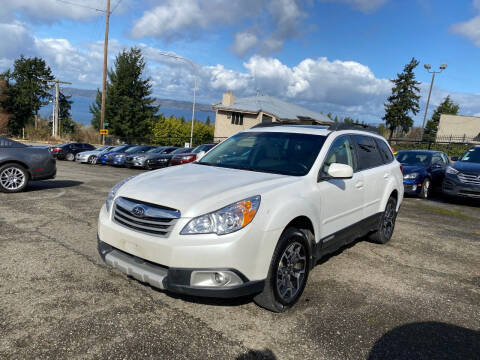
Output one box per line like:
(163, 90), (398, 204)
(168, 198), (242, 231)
(1, 56), (54, 136)
(90, 47), (159, 138)
(383, 58), (421, 139)
(58, 91), (76, 135)
(423, 95), (459, 141)
(205, 115), (211, 126)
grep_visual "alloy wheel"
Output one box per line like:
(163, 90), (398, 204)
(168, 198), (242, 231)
(276, 241), (307, 303)
(0, 167), (26, 191)
(382, 202), (395, 239)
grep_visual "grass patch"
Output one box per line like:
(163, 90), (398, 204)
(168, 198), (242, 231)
(417, 203), (479, 221)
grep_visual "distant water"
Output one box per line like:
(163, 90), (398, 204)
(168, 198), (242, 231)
(39, 96), (215, 126)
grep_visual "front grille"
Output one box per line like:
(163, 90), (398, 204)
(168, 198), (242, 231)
(113, 197), (180, 237)
(458, 173), (480, 186)
(126, 156), (133, 161)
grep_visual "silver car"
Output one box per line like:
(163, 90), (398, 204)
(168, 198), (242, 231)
(75, 145), (118, 164)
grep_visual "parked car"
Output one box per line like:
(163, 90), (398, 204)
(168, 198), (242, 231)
(169, 143), (216, 166)
(97, 124), (403, 312)
(50, 143), (96, 161)
(443, 146), (480, 199)
(396, 150), (449, 198)
(144, 147), (191, 169)
(110, 145), (157, 167)
(97, 145), (135, 165)
(125, 146), (178, 169)
(75, 145), (117, 164)
(0, 137), (56, 193)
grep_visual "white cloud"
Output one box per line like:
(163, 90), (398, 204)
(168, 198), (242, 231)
(451, 0), (480, 46)
(318, 0), (387, 13)
(232, 32), (259, 57)
(0, 21), (35, 59)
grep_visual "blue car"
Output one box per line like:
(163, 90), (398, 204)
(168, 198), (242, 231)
(396, 150), (450, 198)
(97, 145), (135, 165)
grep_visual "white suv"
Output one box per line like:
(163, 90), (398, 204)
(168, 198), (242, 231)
(97, 124), (403, 312)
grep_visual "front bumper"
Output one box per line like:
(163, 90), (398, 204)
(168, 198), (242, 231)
(443, 175), (480, 198)
(146, 159), (169, 168)
(125, 159), (146, 167)
(98, 238), (265, 298)
(403, 179), (422, 195)
(75, 155), (89, 163)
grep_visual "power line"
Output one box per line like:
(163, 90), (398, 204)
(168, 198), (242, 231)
(53, 0), (105, 13)
(111, 0), (123, 13)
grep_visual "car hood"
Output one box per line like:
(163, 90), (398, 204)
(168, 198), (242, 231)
(145, 153), (175, 160)
(78, 150), (102, 156)
(117, 163), (299, 217)
(452, 161), (480, 174)
(402, 165), (426, 174)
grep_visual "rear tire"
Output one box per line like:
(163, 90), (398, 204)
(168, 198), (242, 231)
(254, 227), (310, 312)
(66, 153), (75, 161)
(0, 164), (29, 193)
(368, 196), (397, 244)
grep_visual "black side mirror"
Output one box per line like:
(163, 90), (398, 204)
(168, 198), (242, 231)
(431, 163), (442, 169)
(451, 156), (458, 161)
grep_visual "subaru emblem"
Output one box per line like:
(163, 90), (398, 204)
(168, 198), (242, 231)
(132, 206), (145, 217)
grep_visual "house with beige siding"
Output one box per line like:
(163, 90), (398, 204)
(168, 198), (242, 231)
(212, 91), (331, 139)
(437, 114), (480, 142)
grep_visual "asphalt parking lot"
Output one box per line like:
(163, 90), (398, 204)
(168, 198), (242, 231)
(1, 161), (479, 360)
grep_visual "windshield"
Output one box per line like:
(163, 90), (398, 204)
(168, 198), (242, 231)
(396, 152), (432, 166)
(125, 146), (148, 153)
(198, 131), (327, 176)
(459, 148), (480, 163)
(192, 144), (214, 153)
(172, 148), (192, 154)
(147, 147), (165, 153)
(95, 145), (109, 151)
(112, 145), (130, 152)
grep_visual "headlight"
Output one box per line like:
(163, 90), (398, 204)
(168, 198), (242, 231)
(134, 156), (145, 160)
(115, 154), (125, 158)
(105, 175), (137, 213)
(181, 196), (261, 235)
(159, 158), (168, 162)
(403, 172), (419, 180)
(446, 166), (459, 175)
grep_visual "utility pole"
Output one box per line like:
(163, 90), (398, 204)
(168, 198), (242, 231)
(100, 0), (111, 145)
(422, 64), (447, 131)
(47, 79), (72, 137)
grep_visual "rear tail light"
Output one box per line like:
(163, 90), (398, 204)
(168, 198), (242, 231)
(53, 147), (61, 152)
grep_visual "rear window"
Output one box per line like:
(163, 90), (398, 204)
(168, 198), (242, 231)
(0, 137), (26, 148)
(353, 135), (384, 170)
(375, 138), (394, 164)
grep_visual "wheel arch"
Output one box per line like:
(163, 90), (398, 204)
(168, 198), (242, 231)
(0, 160), (31, 177)
(284, 216), (316, 269)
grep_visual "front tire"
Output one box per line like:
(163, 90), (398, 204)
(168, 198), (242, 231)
(88, 155), (97, 164)
(254, 227), (310, 312)
(0, 164), (29, 193)
(368, 196), (397, 244)
(420, 178), (431, 199)
(66, 153), (75, 161)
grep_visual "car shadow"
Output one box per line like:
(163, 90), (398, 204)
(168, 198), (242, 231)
(236, 349), (277, 359)
(368, 321), (480, 360)
(25, 180), (83, 192)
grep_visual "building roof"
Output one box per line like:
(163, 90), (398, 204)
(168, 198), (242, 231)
(213, 94), (332, 124)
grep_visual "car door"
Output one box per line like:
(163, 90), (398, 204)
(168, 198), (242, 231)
(352, 135), (385, 219)
(315, 135), (365, 248)
(430, 153), (447, 188)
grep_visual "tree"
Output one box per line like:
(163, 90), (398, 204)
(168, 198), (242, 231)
(423, 95), (459, 141)
(58, 91), (77, 136)
(1, 56), (54, 136)
(205, 115), (211, 126)
(383, 58), (421, 140)
(90, 47), (158, 138)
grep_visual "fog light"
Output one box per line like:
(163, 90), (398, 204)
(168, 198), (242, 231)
(190, 270), (243, 287)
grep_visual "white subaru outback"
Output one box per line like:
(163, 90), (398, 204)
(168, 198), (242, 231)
(98, 124), (403, 312)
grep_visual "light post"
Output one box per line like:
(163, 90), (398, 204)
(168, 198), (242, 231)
(154, 51), (198, 147)
(421, 63), (447, 130)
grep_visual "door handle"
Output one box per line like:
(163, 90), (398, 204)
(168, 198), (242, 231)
(355, 181), (364, 189)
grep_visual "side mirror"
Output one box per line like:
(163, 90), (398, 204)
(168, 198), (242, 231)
(196, 151), (206, 160)
(318, 163), (354, 181)
(431, 163), (442, 169)
(451, 156), (458, 161)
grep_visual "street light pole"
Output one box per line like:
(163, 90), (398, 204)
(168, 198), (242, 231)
(153, 51), (198, 147)
(421, 64), (447, 130)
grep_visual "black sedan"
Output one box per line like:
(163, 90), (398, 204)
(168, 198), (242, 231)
(0, 137), (56, 193)
(50, 142), (96, 161)
(443, 146), (480, 199)
(125, 146), (178, 169)
(144, 147), (192, 169)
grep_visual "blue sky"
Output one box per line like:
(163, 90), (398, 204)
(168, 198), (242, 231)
(1, 0), (480, 125)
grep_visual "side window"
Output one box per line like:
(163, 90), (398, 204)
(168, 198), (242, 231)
(322, 136), (356, 174)
(441, 153), (449, 165)
(353, 135), (384, 170)
(375, 138), (394, 164)
(432, 154), (444, 166)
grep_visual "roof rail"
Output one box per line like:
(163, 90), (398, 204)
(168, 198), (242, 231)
(251, 122), (290, 129)
(328, 123), (380, 134)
